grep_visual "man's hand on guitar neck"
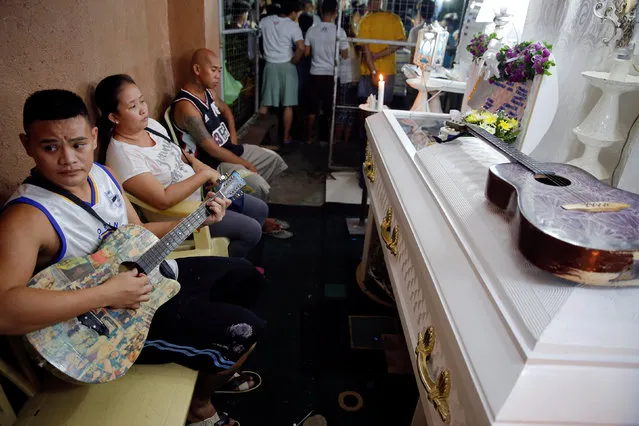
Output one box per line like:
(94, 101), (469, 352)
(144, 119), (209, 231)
(100, 269), (152, 310)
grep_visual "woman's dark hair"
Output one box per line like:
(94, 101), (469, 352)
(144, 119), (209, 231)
(94, 74), (136, 164)
(23, 89), (90, 133)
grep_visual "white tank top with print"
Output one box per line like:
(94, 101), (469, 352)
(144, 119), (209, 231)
(4, 164), (128, 264)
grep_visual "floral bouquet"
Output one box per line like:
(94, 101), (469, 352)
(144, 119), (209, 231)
(463, 109), (520, 144)
(491, 41), (555, 83)
(466, 32), (498, 62)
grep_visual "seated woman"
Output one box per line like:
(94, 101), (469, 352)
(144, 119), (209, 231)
(95, 74), (266, 260)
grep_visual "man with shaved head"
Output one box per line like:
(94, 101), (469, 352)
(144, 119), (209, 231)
(171, 48), (292, 238)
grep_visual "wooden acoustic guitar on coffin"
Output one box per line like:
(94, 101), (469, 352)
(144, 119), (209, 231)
(447, 120), (639, 286)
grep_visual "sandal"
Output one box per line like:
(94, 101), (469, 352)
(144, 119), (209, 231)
(274, 219), (290, 230)
(215, 370), (262, 394)
(187, 411), (239, 426)
(263, 228), (294, 239)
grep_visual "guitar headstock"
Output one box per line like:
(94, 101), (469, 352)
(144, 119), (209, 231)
(214, 171), (246, 200)
(444, 119), (468, 132)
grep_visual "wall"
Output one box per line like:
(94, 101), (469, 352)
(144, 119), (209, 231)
(0, 0), (224, 203)
(168, 0), (206, 91)
(0, 0), (174, 201)
(521, 0), (639, 191)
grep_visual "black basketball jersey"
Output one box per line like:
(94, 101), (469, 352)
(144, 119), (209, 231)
(171, 88), (244, 169)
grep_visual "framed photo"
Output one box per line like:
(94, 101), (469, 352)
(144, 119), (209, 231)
(412, 26), (449, 69)
(466, 70), (544, 150)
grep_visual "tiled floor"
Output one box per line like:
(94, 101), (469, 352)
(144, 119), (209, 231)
(325, 171), (366, 205)
(269, 149), (326, 206)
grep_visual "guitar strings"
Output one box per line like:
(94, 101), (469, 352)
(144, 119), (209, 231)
(466, 123), (596, 203)
(138, 184), (236, 272)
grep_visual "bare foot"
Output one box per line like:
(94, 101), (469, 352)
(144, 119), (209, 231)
(263, 218), (282, 233)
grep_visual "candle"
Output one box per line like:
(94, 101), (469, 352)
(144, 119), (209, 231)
(377, 73), (385, 111)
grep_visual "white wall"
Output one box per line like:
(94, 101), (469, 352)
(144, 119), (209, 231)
(521, 0), (639, 191)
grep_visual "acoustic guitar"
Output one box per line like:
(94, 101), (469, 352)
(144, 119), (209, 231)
(24, 172), (246, 384)
(448, 121), (639, 286)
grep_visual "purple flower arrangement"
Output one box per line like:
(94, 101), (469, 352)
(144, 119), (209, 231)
(466, 32), (498, 62)
(490, 41), (555, 84)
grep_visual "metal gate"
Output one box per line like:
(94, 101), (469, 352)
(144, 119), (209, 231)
(218, 0), (261, 129)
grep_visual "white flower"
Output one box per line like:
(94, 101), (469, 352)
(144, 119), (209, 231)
(479, 122), (496, 134)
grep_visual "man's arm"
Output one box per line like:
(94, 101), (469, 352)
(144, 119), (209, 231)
(358, 16), (376, 75)
(0, 205), (150, 335)
(215, 96), (239, 146)
(371, 45), (402, 61)
(362, 45), (377, 75)
(373, 17), (406, 60)
(291, 39), (305, 64)
(173, 101), (257, 172)
(338, 29), (349, 60)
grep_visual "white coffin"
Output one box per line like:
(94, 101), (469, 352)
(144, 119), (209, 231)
(362, 110), (639, 426)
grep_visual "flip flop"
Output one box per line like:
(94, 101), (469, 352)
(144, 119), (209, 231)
(187, 411), (239, 426)
(274, 219), (290, 230)
(264, 229), (294, 239)
(215, 370), (262, 394)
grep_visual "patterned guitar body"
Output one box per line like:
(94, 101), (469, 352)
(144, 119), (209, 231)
(486, 162), (639, 286)
(24, 224), (180, 384)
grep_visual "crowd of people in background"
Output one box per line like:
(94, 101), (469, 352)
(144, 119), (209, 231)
(223, 0), (461, 150)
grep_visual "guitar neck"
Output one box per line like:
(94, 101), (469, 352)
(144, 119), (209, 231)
(465, 123), (539, 173)
(135, 194), (219, 274)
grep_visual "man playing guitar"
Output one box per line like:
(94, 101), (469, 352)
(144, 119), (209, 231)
(0, 89), (261, 426)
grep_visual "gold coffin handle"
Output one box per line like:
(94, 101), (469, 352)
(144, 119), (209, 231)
(416, 327), (451, 424)
(380, 208), (398, 256)
(364, 148), (376, 183)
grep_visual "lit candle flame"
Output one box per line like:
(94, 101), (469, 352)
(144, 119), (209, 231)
(379, 74), (384, 82)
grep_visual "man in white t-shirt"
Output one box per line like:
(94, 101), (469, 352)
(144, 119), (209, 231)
(303, 0), (348, 145)
(258, 0), (304, 146)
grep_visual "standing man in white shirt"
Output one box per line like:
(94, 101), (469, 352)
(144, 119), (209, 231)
(258, 0), (305, 147)
(303, 0), (348, 145)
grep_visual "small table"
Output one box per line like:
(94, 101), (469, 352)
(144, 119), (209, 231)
(357, 103), (389, 113)
(406, 77), (467, 113)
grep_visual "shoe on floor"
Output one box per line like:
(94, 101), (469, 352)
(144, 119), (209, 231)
(215, 371), (262, 394)
(264, 229), (294, 239)
(187, 411), (239, 426)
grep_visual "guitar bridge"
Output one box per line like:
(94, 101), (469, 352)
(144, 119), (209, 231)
(77, 311), (110, 337)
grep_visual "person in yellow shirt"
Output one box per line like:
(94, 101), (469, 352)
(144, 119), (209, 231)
(356, 0), (405, 105)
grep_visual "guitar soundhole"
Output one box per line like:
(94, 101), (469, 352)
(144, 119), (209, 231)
(534, 174), (571, 187)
